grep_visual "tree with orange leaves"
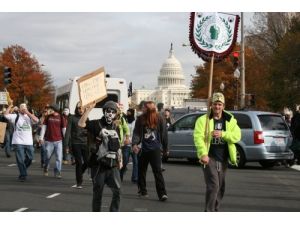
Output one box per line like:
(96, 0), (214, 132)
(191, 49), (239, 110)
(0, 45), (55, 113)
(190, 45), (269, 111)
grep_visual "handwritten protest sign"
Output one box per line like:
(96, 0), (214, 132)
(0, 122), (7, 143)
(0, 92), (8, 105)
(77, 67), (107, 108)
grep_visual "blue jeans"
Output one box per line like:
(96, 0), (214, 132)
(44, 141), (63, 174)
(13, 144), (34, 178)
(120, 145), (138, 182)
(40, 143), (46, 165)
(4, 130), (12, 156)
(131, 151), (138, 182)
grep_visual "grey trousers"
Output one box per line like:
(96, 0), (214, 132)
(203, 158), (227, 212)
(92, 167), (121, 212)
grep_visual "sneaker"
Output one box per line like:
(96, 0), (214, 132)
(138, 192), (149, 198)
(72, 184), (83, 189)
(43, 169), (48, 177)
(55, 172), (62, 179)
(62, 160), (69, 165)
(160, 195), (168, 201)
(18, 176), (26, 182)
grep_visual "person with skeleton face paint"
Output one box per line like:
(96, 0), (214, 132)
(78, 100), (123, 212)
(104, 106), (117, 124)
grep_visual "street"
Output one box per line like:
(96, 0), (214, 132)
(0, 150), (300, 212)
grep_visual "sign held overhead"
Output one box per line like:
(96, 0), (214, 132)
(77, 67), (107, 108)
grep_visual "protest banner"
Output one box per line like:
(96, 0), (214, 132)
(77, 67), (107, 108)
(0, 122), (7, 143)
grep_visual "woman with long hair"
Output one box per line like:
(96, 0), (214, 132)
(132, 101), (169, 201)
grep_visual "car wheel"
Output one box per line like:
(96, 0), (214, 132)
(259, 160), (276, 168)
(236, 146), (246, 168)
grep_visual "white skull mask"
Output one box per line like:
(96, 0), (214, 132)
(104, 108), (116, 124)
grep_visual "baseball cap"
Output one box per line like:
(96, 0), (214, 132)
(212, 92), (225, 104)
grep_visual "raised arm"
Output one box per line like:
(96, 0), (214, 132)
(78, 101), (96, 128)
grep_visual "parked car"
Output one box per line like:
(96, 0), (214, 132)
(171, 108), (204, 121)
(165, 111), (294, 168)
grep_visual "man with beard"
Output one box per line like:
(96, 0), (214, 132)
(78, 100), (123, 212)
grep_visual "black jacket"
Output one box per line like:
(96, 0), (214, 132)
(291, 112), (300, 140)
(132, 113), (168, 152)
(64, 114), (88, 148)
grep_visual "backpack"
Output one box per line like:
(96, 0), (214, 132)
(96, 127), (121, 168)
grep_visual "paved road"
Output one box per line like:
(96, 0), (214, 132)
(0, 150), (299, 212)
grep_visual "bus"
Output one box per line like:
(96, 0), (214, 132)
(55, 76), (129, 120)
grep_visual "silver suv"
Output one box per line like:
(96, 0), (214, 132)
(166, 111), (294, 168)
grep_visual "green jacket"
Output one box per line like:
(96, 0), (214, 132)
(193, 110), (241, 166)
(119, 115), (130, 145)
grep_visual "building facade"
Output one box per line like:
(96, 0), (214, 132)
(132, 44), (191, 108)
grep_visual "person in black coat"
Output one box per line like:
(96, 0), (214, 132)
(64, 102), (88, 188)
(290, 108), (300, 164)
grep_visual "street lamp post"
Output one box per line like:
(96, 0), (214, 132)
(240, 12), (246, 109)
(234, 68), (240, 110)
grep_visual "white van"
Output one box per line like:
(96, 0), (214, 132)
(55, 76), (129, 120)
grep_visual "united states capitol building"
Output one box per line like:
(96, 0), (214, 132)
(131, 44), (191, 109)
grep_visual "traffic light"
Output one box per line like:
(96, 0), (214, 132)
(232, 51), (239, 68)
(3, 67), (12, 85)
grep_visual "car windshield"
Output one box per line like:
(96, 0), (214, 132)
(258, 115), (288, 131)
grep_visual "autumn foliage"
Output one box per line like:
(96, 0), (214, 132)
(191, 45), (269, 110)
(0, 45), (55, 112)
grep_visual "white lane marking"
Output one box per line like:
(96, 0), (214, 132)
(46, 193), (61, 199)
(14, 207), (28, 212)
(291, 165), (300, 171)
(8, 164), (16, 167)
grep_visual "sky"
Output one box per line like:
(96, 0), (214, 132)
(0, 1), (298, 92)
(0, 12), (254, 90)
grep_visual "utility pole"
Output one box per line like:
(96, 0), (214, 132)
(240, 12), (246, 109)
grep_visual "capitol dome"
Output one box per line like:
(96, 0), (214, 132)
(158, 43), (186, 89)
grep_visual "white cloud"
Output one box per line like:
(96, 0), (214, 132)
(0, 12), (256, 89)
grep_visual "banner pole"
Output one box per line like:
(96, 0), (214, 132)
(204, 53), (215, 154)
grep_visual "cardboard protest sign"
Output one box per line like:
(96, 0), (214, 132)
(0, 92), (8, 105)
(0, 122), (7, 143)
(77, 67), (107, 108)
